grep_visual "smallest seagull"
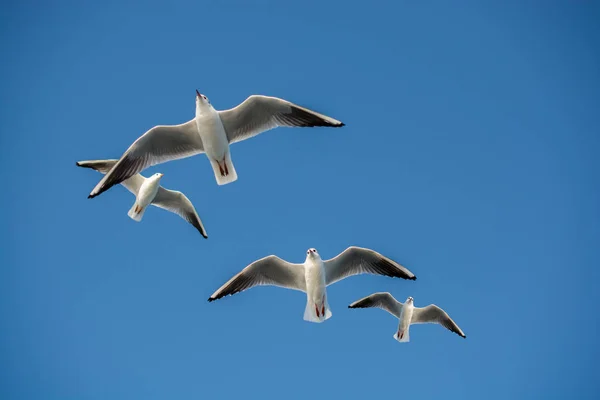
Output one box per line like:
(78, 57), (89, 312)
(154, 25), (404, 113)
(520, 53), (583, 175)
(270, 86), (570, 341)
(77, 160), (208, 238)
(348, 293), (466, 342)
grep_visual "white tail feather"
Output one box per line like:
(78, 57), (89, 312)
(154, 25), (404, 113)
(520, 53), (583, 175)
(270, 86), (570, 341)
(393, 327), (410, 343)
(210, 152), (238, 185)
(303, 298), (332, 323)
(127, 203), (146, 222)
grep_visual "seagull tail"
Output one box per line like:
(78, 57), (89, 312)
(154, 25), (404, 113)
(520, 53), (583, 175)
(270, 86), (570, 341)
(303, 297), (332, 323)
(393, 327), (410, 343)
(127, 203), (146, 222)
(210, 151), (238, 186)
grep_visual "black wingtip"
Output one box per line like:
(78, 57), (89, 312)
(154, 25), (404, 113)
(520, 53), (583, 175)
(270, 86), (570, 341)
(88, 189), (106, 199)
(207, 297), (215, 302)
(76, 161), (81, 166)
(339, 122), (346, 127)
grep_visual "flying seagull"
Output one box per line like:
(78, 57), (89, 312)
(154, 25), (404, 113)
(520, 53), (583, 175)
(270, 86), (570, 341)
(348, 293), (466, 342)
(87, 92), (344, 198)
(208, 247), (416, 323)
(77, 159), (208, 238)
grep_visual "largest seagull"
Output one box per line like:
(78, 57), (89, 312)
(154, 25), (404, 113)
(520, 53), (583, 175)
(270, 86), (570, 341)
(88, 91), (344, 198)
(208, 247), (416, 323)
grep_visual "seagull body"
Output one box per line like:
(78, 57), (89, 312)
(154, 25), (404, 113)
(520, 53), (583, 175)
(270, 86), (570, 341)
(208, 247), (416, 323)
(77, 160), (208, 238)
(87, 91), (344, 198)
(194, 96), (236, 184)
(348, 293), (466, 342)
(131, 171), (163, 221)
(303, 249), (331, 322)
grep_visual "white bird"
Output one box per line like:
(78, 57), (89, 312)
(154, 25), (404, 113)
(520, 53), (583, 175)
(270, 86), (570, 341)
(208, 247), (416, 323)
(348, 293), (466, 342)
(87, 91), (344, 198)
(77, 159), (208, 238)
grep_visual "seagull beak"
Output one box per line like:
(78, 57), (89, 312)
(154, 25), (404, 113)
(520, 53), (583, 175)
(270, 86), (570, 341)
(159, 173), (164, 177)
(196, 89), (201, 98)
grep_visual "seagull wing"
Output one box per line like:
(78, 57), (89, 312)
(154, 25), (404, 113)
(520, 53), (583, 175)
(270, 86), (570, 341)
(152, 188), (208, 238)
(88, 119), (203, 198)
(218, 95), (344, 144)
(77, 159), (145, 195)
(324, 246), (416, 286)
(411, 304), (466, 338)
(348, 292), (403, 318)
(208, 255), (306, 301)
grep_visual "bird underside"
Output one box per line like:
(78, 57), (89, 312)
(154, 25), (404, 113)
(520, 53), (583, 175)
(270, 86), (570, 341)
(210, 152), (238, 185)
(304, 294), (332, 323)
(315, 295), (326, 318)
(216, 158), (229, 176)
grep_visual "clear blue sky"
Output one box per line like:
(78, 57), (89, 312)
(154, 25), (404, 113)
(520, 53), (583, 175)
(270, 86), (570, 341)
(1, 1), (599, 399)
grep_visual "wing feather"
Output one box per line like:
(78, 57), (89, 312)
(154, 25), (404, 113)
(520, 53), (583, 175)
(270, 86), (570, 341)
(218, 95), (344, 144)
(324, 246), (416, 286)
(208, 256), (306, 301)
(348, 292), (403, 318)
(88, 120), (203, 198)
(152, 188), (208, 238)
(412, 304), (466, 338)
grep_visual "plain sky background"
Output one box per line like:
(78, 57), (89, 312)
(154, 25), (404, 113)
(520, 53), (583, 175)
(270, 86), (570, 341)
(1, 1), (599, 399)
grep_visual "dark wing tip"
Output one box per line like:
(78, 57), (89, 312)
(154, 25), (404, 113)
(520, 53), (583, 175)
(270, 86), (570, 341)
(187, 215), (208, 238)
(77, 161), (95, 170)
(199, 226), (208, 239)
(88, 187), (103, 199)
(380, 258), (416, 281)
(208, 291), (229, 302)
(462, 334), (467, 339)
(194, 223), (208, 239)
(88, 184), (111, 199)
(348, 300), (364, 309)
(327, 119), (344, 127)
(288, 106), (345, 128)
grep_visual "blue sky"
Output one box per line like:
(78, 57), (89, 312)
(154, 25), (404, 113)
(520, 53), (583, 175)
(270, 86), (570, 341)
(1, 1), (599, 399)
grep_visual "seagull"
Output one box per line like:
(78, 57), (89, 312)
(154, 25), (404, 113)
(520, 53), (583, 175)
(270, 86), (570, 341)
(348, 293), (466, 342)
(208, 247), (416, 323)
(87, 91), (344, 198)
(77, 159), (208, 238)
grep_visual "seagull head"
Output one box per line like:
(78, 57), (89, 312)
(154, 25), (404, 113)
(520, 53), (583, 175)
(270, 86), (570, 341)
(195, 90), (211, 107)
(151, 172), (164, 181)
(306, 248), (319, 259)
(405, 296), (414, 304)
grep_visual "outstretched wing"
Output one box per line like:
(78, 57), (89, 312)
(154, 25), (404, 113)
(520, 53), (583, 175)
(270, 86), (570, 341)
(77, 159), (145, 195)
(208, 256), (306, 301)
(88, 120), (204, 198)
(324, 246), (416, 286)
(348, 292), (403, 318)
(152, 188), (208, 238)
(412, 304), (466, 338)
(218, 95), (344, 144)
